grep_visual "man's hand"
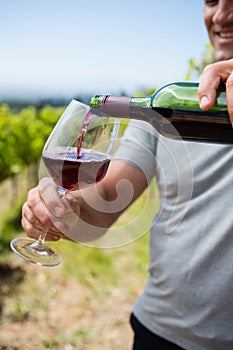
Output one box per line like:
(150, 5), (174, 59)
(198, 58), (233, 126)
(21, 177), (78, 241)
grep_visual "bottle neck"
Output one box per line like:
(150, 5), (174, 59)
(90, 95), (131, 118)
(130, 96), (152, 108)
(90, 95), (152, 119)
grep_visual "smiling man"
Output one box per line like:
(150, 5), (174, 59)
(204, 0), (233, 61)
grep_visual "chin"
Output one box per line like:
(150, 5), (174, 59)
(215, 50), (233, 62)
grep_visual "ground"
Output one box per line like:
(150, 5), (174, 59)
(0, 236), (148, 350)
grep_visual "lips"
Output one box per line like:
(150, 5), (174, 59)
(212, 28), (233, 60)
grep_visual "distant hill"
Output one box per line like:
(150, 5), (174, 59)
(0, 94), (91, 112)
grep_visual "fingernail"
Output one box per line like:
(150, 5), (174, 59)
(54, 207), (64, 217)
(53, 235), (60, 241)
(53, 221), (69, 235)
(200, 96), (209, 108)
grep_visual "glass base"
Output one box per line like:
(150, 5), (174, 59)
(10, 238), (61, 267)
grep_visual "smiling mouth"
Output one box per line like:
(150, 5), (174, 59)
(218, 32), (233, 38)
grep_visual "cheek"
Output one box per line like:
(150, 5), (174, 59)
(203, 8), (213, 33)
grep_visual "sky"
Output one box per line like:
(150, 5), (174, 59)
(0, 0), (209, 100)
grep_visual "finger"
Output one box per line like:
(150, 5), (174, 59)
(39, 178), (80, 220)
(198, 62), (222, 110)
(25, 196), (69, 238)
(226, 70), (233, 125)
(22, 200), (64, 239)
(27, 186), (55, 228)
(39, 177), (68, 217)
(198, 59), (233, 111)
(21, 216), (61, 241)
(38, 178), (74, 235)
(65, 191), (81, 216)
(22, 201), (60, 233)
(22, 179), (72, 240)
(22, 201), (41, 228)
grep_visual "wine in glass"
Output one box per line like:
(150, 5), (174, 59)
(10, 100), (119, 266)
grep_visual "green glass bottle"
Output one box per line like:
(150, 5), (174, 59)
(90, 82), (232, 143)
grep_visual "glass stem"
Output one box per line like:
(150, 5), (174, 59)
(34, 187), (66, 247)
(37, 227), (49, 245)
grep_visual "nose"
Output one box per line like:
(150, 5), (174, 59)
(212, 3), (233, 25)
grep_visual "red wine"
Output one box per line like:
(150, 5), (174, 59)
(77, 110), (93, 158)
(43, 148), (110, 191)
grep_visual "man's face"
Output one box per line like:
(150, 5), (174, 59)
(204, 0), (233, 61)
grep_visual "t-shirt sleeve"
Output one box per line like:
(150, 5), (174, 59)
(113, 120), (158, 181)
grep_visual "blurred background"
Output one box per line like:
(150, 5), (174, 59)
(0, 1), (213, 349)
(1, 0), (210, 101)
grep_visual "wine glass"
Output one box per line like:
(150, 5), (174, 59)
(10, 100), (119, 266)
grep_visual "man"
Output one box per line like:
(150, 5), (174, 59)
(199, 0), (233, 120)
(21, 1), (233, 349)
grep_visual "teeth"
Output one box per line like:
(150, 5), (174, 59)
(219, 32), (233, 38)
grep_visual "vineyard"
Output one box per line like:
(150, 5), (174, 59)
(0, 103), (66, 258)
(0, 103), (65, 181)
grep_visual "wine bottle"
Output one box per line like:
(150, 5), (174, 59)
(90, 82), (233, 144)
